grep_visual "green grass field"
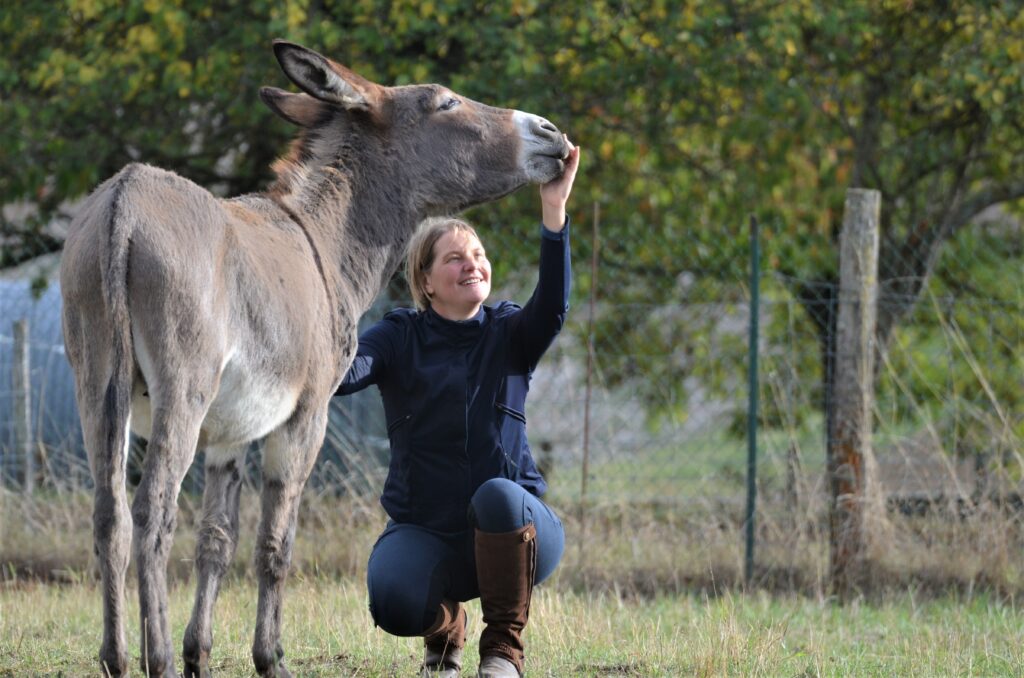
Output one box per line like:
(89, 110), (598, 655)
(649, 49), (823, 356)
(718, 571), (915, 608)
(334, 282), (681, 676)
(2, 578), (1023, 676)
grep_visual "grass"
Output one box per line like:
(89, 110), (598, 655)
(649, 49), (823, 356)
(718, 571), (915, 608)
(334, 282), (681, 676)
(2, 405), (1023, 675)
(2, 578), (1024, 676)
(3, 491), (1024, 677)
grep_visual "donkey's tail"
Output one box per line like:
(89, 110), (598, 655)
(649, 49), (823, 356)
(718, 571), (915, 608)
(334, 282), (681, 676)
(98, 164), (143, 459)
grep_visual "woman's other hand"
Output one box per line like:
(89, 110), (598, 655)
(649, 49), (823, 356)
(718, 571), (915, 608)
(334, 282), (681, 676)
(540, 136), (580, 233)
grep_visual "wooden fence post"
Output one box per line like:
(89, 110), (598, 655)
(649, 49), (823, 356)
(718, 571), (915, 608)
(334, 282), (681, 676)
(13, 319), (34, 494)
(829, 189), (880, 597)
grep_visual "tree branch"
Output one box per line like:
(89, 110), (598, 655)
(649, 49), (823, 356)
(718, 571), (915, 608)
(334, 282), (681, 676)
(876, 174), (1024, 346)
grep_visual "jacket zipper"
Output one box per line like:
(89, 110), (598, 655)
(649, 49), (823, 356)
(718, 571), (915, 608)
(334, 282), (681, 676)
(495, 403), (526, 424)
(386, 414), (411, 434)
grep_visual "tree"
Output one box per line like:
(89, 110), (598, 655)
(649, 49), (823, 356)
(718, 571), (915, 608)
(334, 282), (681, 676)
(516, 2), (1023, 591)
(0, 0), (553, 267)
(2, 1), (289, 267)
(760, 2), (1024, 425)
(511, 1), (1024, 449)
(2, 0), (1021, 451)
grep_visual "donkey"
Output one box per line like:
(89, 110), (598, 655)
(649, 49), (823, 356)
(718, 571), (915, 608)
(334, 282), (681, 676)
(60, 40), (569, 677)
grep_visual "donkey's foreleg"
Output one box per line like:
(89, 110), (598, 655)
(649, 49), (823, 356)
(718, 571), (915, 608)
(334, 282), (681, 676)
(252, 479), (302, 678)
(251, 406), (329, 678)
(132, 404), (205, 677)
(184, 447), (246, 678)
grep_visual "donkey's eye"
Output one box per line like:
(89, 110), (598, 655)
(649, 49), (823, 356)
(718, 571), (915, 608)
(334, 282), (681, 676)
(438, 98), (460, 112)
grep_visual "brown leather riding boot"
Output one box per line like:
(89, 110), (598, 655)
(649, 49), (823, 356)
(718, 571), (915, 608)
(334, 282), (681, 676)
(474, 524), (537, 676)
(421, 598), (466, 676)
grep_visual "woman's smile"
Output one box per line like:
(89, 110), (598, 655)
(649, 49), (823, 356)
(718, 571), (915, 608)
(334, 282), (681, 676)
(424, 231), (492, 320)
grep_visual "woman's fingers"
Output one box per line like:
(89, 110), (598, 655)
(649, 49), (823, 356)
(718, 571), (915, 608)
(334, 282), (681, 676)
(564, 145), (580, 183)
(554, 146), (580, 197)
(540, 137), (580, 222)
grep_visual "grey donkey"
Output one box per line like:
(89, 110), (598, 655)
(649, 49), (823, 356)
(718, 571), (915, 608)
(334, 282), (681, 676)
(60, 40), (570, 677)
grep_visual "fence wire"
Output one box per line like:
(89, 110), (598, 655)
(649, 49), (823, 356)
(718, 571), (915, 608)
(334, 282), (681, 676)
(1, 211), (1021, 587)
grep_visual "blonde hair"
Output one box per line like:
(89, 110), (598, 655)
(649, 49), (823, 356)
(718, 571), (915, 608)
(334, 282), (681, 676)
(406, 217), (482, 311)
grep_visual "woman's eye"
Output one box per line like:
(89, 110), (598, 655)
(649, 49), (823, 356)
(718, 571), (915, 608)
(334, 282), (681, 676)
(438, 98), (460, 112)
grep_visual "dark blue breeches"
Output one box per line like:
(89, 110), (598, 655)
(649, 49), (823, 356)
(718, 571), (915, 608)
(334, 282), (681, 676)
(366, 477), (565, 637)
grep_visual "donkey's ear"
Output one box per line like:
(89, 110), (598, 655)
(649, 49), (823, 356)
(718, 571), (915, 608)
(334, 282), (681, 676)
(271, 40), (377, 111)
(259, 87), (330, 127)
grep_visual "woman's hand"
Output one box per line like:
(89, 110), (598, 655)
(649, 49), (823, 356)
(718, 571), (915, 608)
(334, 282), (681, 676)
(540, 135), (580, 233)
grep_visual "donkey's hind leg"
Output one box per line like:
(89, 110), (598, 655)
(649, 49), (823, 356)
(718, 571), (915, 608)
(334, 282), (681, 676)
(131, 387), (212, 677)
(184, 444), (247, 678)
(251, 401), (330, 678)
(63, 304), (133, 677)
(83, 407), (133, 677)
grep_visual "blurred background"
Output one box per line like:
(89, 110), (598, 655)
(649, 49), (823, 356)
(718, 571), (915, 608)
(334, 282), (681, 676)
(1, 0), (1021, 594)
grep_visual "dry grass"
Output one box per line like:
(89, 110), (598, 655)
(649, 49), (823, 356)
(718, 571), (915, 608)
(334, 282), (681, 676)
(3, 447), (1024, 676)
(3, 472), (1024, 599)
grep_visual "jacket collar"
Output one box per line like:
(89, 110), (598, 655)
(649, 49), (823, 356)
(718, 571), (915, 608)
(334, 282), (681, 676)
(423, 305), (487, 342)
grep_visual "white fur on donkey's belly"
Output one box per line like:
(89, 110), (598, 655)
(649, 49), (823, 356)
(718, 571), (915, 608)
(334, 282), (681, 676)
(201, 360), (300, 448)
(128, 356), (300, 451)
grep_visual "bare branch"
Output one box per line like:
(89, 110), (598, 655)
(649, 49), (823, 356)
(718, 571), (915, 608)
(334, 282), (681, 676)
(944, 180), (1024, 238)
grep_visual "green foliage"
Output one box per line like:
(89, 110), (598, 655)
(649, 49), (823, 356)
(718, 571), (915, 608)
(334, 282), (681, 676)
(561, 1), (1024, 431)
(876, 221), (1024, 457)
(2, 1), (1021, 441)
(2, 1), (293, 219)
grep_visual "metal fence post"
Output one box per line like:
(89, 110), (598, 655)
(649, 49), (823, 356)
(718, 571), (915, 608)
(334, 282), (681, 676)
(579, 201), (599, 567)
(13, 319), (34, 494)
(744, 215), (760, 587)
(829, 189), (880, 597)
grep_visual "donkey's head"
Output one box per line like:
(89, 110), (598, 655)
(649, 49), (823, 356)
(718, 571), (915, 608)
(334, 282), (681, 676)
(260, 41), (570, 217)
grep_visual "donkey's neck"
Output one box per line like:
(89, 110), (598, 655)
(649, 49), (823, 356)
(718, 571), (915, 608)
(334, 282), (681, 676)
(269, 164), (417, 317)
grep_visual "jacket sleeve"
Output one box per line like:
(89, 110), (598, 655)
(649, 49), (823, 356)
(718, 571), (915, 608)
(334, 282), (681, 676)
(334, 313), (405, 396)
(507, 218), (572, 372)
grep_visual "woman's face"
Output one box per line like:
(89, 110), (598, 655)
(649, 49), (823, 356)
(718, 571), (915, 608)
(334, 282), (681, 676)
(424, 229), (492, 321)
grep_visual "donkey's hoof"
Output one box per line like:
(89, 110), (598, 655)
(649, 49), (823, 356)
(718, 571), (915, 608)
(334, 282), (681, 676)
(184, 654), (213, 678)
(99, 648), (129, 677)
(99, 661), (129, 678)
(257, 665), (293, 678)
(138, 651), (177, 677)
(254, 645), (292, 678)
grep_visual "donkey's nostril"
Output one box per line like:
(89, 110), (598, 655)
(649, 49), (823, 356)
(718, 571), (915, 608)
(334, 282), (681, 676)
(533, 118), (559, 138)
(515, 110), (565, 154)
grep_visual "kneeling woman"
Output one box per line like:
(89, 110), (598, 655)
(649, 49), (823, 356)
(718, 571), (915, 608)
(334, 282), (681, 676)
(335, 141), (580, 677)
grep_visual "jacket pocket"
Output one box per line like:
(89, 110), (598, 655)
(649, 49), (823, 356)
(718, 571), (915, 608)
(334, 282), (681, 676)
(386, 415), (412, 475)
(495, 403), (527, 479)
(387, 413), (412, 434)
(495, 403), (526, 424)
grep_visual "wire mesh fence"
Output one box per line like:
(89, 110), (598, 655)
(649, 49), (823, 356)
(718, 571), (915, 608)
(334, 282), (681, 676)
(1, 205), (1021, 589)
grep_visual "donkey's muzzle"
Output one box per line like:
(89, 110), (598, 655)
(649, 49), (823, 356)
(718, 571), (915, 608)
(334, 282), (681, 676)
(514, 110), (570, 182)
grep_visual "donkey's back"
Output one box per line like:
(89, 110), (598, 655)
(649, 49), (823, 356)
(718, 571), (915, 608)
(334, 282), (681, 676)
(63, 161), (335, 450)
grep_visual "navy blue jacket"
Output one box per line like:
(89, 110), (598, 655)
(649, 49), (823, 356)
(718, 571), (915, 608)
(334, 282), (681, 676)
(336, 222), (571, 532)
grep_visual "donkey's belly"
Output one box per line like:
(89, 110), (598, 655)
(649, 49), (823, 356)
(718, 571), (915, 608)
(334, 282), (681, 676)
(129, 364), (300, 450)
(200, 361), (301, 448)
(199, 395), (298, 449)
